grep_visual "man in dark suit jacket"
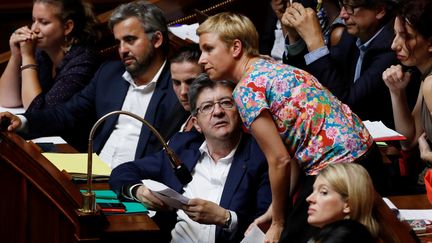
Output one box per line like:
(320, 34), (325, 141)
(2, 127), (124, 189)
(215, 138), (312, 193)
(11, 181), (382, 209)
(0, 2), (189, 167)
(281, 0), (419, 129)
(109, 76), (271, 243)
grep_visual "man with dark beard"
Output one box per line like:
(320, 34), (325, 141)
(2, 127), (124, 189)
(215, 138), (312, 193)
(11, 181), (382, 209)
(0, 1), (189, 168)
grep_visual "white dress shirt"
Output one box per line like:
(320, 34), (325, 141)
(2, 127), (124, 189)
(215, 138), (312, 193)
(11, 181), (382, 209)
(171, 141), (239, 243)
(99, 62), (166, 168)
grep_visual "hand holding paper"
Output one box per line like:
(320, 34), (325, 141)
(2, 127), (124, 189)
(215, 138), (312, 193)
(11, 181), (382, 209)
(182, 198), (227, 225)
(142, 179), (189, 210)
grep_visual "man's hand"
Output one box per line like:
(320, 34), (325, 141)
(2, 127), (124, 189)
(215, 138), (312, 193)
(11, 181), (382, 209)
(0, 112), (22, 132)
(135, 185), (171, 211)
(282, 3), (325, 51)
(182, 198), (228, 225)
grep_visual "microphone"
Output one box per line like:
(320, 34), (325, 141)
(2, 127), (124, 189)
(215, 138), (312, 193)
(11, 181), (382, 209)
(79, 110), (192, 213)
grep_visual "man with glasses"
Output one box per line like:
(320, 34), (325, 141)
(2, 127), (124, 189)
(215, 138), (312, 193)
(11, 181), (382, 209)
(0, 1), (189, 168)
(281, 0), (419, 129)
(110, 75), (271, 243)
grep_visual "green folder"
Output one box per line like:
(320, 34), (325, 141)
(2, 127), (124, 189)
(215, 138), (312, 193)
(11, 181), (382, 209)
(80, 189), (148, 214)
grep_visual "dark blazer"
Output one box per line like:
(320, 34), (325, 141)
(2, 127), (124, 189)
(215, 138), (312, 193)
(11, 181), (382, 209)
(109, 131), (271, 243)
(286, 20), (419, 129)
(23, 60), (189, 157)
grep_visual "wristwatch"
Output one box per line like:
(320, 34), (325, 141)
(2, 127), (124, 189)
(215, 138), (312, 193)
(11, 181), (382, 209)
(223, 210), (232, 229)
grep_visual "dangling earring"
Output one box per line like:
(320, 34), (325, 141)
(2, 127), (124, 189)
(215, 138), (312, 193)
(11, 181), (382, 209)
(62, 35), (72, 54)
(344, 214), (350, 220)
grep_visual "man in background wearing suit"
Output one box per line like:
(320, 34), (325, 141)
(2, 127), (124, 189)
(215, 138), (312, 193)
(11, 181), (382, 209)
(0, 1), (189, 168)
(110, 76), (271, 243)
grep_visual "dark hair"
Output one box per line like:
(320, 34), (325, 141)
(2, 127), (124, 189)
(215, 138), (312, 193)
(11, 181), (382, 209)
(397, 0), (432, 39)
(108, 1), (169, 54)
(170, 44), (201, 64)
(188, 74), (236, 116)
(311, 219), (375, 243)
(34, 0), (100, 45)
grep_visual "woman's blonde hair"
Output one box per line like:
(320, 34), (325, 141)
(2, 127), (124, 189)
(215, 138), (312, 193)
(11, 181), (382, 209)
(318, 163), (379, 238)
(196, 12), (259, 57)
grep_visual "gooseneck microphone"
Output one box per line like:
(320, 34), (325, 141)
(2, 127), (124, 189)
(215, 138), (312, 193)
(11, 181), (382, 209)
(80, 110), (192, 213)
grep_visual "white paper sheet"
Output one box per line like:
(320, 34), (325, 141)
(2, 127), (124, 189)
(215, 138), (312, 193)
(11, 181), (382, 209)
(142, 179), (189, 209)
(241, 224), (266, 243)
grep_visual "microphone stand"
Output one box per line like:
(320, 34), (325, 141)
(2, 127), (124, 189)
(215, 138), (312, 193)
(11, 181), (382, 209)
(79, 110), (192, 214)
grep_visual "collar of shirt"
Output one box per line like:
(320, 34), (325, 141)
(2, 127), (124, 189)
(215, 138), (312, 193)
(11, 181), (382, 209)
(356, 26), (385, 51)
(198, 138), (241, 165)
(121, 60), (167, 90)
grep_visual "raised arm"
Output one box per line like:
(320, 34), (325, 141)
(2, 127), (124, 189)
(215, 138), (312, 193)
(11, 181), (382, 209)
(0, 26), (35, 108)
(382, 64), (423, 149)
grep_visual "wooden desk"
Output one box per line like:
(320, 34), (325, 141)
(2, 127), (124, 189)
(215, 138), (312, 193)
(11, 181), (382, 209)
(54, 143), (161, 242)
(0, 131), (160, 242)
(388, 194), (432, 243)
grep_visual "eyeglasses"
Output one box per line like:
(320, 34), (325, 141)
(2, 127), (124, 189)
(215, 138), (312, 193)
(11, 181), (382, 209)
(195, 98), (235, 115)
(339, 1), (365, 15)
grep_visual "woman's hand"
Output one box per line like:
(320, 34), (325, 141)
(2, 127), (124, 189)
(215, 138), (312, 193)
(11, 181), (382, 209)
(419, 133), (432, 162)
(264, 221), (284, 243)
(245, 206), (273, 236)
(9, 26), (34, 59)
(382, 64), (412, 93)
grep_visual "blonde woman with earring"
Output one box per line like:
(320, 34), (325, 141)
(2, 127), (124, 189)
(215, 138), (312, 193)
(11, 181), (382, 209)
(0, 0), (100, 111)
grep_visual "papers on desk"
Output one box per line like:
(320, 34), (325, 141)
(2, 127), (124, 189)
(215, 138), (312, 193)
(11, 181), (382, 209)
(42, 152), (112, 176)
(32, 136), (66, 144)
(363, 120), (406, 142)
(383, 197), (432, 220)
(142, 179), (189, 209)
(383, 197), (432, 234)
(169, 23), (199, 43)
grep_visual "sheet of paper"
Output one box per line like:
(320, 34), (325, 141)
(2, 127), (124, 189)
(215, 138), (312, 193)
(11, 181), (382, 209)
(363, 120), (406, 141)
(142, 179), (189, 209)
(399, 210), (432, 220)
(168, 23), (199, 43)
(42, 152), (112, 176)
(383, 197), (398, 210)
(32, 136), (66, 144)
(241, 224), (266, 243)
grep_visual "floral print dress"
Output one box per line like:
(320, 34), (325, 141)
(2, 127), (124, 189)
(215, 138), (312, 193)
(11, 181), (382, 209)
(233, 58), (373, 175)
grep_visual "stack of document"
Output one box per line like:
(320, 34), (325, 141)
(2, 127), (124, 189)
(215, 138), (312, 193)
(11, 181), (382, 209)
(43, 152), (111, 177)
(363, 120), (406, 142)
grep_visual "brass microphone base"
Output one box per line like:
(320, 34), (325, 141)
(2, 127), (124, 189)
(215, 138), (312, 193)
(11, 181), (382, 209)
(79, 191), (97, 214)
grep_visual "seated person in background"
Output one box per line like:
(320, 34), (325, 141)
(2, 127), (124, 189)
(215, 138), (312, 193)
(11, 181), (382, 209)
(382, 0), (432, 180)
(109, 76), (271, 243)
(309, 219), (375, 243)
(170, 44), (203, 132)
(306, 163), (379, 239)
(196, 12), (387, 243)
(277, 0), (344, 54)
(0, 0), (101, 111)
(382, 0), (432, 158)
(0, 1), (189, 167)
(281, 0), (418, 128)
